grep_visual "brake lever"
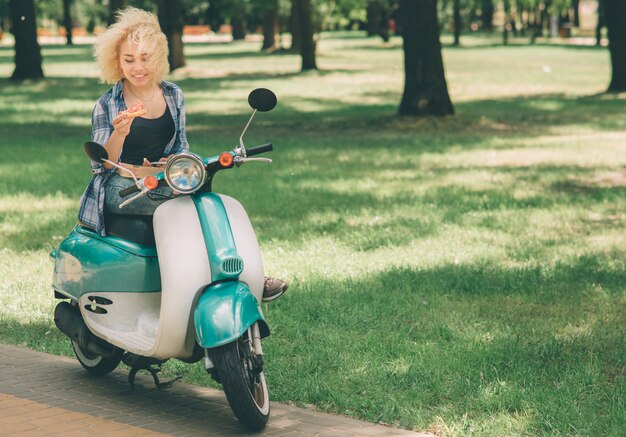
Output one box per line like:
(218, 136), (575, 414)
(119, 189), (149, 208)
(234, 157), (272, 164)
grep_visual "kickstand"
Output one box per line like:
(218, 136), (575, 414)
(128, 364), (182, 390)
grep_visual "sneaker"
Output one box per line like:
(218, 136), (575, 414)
(262, 277), (288, 302)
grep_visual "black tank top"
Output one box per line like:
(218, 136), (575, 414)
(120, 105), (175, 166)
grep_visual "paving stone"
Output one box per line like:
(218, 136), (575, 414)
(0, 343), (432, 437)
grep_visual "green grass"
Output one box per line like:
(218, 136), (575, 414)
(0, 33), (624, 435)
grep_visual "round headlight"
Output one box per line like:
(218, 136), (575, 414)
(164, 153), (206, 194)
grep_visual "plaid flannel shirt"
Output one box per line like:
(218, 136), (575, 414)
(77, 80), (189, 236)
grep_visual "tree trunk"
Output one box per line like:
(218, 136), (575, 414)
(366, 0), (390, 41)
(515, 0), (526, 36)
(290, 0), (301, 51)
(63, 0), (73, 45)
(158, 0), (186, 71)
(572, 0), (580, 27)
(604, 0), (626, 91)
(398, 0), (454, 116)
(511, 10), (518, 36)
(295, 0), (317, 70)
(596, 0), (605, 46)
(531, 2), (543, 43)
(453, 0), (461, 46)
(481, 0), (494, 31)
(366, 1), (378, 36)
(206, 0), (224, 33)
(108, 0), (127, 26)
(9, 0), (43, 81)
(231, 5), (247, 40)
(261, 1), (279, 51)
(502, 0), (510, 45)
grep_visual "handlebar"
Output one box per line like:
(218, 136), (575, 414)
(247, 143), (273, 156)
(117, 144), (273, 200)
(119, 184), (140, 198)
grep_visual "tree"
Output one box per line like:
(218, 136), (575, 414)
(108, 0), (127, 26)
(604, 0), (626, 91)
(453, 0), (461, 46)
(531, 0), (546, 43)
(158, 0), (186, 71)
(260, 0), (279, 50)
(398, 0), (453, 116)
(289, 0), (301, 51)
(230, 0), (248, 40)
(481, 0), (494, 31)
(515, 0), (529, 36)
(366, 0), (390, 42)
(595, 0), (605, 46)
(206, 0), (224, 33)
(293, 0), (316, 70)
(9, 0), (44, 81)
(62, 0), (73, 45)
(571, 0), (580, 27)
(502, 0), (511, 45)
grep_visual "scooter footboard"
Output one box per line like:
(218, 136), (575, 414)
(194, 282), (269, 348)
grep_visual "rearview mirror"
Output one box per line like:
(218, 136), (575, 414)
(84, 141), (108, 162)
(248, 88), (277, 113)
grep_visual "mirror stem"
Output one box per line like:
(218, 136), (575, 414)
(239, 109), (257, 157)
(102, 159), (140, 186)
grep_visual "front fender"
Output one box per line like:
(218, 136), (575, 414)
(194, 281), (269, 348)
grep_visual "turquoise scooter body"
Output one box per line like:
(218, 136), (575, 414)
(51, 191), (268, 350)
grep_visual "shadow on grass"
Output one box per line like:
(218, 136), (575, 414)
(267, 256), (624, 433)
(3, 175), (622, 254)
(241, 162), (624, 248)
(185, 49), (271, 61)
(0, 77), (108, 102)
(1, 72), (623, 135)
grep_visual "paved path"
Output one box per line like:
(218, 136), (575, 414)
(0, 344), (431, 436)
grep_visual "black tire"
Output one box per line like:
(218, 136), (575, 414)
(212, 336), (270, 431)
(71, 340), (123, 376)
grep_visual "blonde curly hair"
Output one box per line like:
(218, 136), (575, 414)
(94, 8), (169, 85)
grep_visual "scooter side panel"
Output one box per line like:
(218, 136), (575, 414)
(151, 197), (213, 359)
(52, 228), (161, 299)
(80, 291), (161, 354)
(218, 195), (265, 302)
(194, 281), (267, 348)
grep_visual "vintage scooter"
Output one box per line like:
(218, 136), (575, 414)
(50, 88), (278, 431)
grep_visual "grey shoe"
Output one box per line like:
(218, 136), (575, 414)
(262, 277), (288, 302)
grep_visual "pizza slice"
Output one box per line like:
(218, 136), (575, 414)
(124, 101), (147, 119)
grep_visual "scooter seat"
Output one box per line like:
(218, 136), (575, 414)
(104, 211), (155, 246)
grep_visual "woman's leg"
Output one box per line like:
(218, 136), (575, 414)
(104, 173), (175, 215)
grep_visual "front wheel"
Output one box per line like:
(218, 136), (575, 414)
(212, 335), (270, 431)
(71, 340), (122, 376)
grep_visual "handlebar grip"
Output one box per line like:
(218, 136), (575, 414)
(247, 143), (273, 156)
(119, 184), (140, 198)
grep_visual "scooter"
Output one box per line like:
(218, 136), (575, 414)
(50, 88), (278, 431)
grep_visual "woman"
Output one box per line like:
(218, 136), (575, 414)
(78, 8), (287, 302)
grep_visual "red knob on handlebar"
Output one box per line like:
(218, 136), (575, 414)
(219, 153), (234, 167)
(144, 176), (158, 190)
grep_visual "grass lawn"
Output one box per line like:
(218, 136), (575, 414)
(0, 33), (624, 435)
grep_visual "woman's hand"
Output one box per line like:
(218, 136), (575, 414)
(142, 156), (169, 167)
(112, 112), (134, 137)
